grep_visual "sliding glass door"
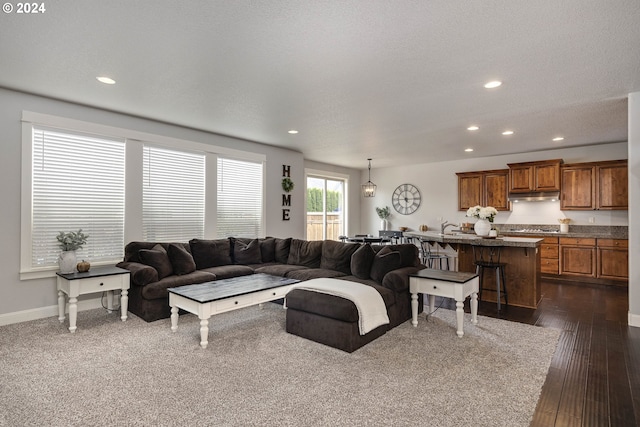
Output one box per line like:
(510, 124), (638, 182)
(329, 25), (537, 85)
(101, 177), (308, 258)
(306, 175), (345, 241)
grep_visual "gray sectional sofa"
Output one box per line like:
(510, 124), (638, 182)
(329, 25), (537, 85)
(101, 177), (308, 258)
(116, 237), (425, 351)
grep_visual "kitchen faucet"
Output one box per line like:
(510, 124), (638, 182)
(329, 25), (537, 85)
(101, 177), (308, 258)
(441, 221), (456, 234)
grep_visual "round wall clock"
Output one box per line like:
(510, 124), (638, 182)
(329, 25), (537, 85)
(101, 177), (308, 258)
(392, 183), (422, 215)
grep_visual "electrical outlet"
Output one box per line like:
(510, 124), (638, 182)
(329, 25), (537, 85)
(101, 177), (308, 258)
(588, 217), (595, 224)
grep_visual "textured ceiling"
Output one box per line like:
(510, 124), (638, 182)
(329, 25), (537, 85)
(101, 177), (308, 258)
(1, 1), (639, 169)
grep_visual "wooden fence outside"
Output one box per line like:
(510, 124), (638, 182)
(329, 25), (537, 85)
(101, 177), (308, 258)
(306, 213), (343, 241)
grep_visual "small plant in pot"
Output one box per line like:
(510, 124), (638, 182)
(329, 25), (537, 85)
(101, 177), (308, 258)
(376, 206), (391, 231)
(56, 229), (89, 274)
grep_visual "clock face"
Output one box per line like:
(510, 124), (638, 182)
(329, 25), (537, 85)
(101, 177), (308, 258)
(392, 184), (421, 215)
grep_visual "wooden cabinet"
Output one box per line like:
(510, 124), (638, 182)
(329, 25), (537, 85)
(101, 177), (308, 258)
(456, 169), (510, 211)
(559, 237), (597, 278)
(597, 239), (628, 280)
(507, 159), (562, 193)
(540, 236), (559, 275)
(561, 160), (628, 210)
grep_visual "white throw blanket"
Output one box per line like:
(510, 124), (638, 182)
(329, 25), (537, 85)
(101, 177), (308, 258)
(286, 278), (390, 335)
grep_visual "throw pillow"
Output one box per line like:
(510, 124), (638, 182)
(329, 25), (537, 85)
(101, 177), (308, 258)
(138, 244), (173, 280)
(233, 239), (262, 265)
(259, 237), (277, 263)
(274, 238), (292, 263)
(189, 238), (232, 269)
(167, 243), (196, 275)
(369, 246), (402, 283)
(350, 243), (376, 279)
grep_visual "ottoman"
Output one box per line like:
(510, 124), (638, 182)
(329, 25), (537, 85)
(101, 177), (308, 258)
(285, 284), (394, 353)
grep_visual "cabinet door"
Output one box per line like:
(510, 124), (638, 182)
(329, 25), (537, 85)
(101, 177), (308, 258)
(597, 162), (628, 209)
(560, 246), (596, 277)
(484, 171), (510, 211)
(597, 247), (628, 280)
(457, 173), (482, 211)
(561, 166), (595, 210)
(509, 165), (533, 193)
(535, 163), (560, 191)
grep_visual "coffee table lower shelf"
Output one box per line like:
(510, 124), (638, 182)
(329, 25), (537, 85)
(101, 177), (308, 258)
(168, 274), (299, 349)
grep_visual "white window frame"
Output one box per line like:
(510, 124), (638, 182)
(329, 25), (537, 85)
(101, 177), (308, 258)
(20, 111), (266, 280)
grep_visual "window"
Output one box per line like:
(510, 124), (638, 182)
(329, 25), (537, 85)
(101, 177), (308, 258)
(217, 157), (264, 238)
(143, 145), (205, 242)
(306, 175), (346, 241)
(30, 126), (125, 269)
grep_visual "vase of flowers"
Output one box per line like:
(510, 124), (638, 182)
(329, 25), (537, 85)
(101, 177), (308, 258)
(376, 206), (391, 231)
(56, 229), (89, 274)
(466, 205), (498, 236)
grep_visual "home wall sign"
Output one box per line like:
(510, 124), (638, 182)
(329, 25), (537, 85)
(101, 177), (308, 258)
(282, 165), (293, 221)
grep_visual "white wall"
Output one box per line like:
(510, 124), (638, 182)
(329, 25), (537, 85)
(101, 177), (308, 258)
(0, 88), (307, 318)
(628, 91), (639, 327)
(360, 143), (629, 234)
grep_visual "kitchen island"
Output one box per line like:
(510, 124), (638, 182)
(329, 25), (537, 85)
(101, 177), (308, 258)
(405, 231), (543, 309)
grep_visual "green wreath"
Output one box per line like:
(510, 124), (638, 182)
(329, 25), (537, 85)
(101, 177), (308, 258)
(281, 177), (295, 193)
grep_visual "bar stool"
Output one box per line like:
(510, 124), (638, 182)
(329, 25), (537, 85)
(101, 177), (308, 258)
(472, 245), (508, 310)
(419, 239), (451, 271)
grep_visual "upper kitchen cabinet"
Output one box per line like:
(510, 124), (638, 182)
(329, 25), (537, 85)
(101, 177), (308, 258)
(560, 160), (628, 210)
(457, 169), (510, 211)
(507, 159), (562, 193)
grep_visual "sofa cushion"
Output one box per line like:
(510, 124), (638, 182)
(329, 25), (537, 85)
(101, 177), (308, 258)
(167, 243), (196, 275)
(287, 239), (323, 268)
(253, 264), (308, 277)
(320, 240), (360, 275)
(350, 243), (376, 279)
(189, 238), (232, 269)
(138, 244), (173, 280)
(285, 268), (346, 281)
(200, 265), (255, 280)
(140, 270), (216, 300)
(370, 246), (402, 283)
(260, 237), (277, 263)
(233, 238), (262, 265)
(274, 238), (292, 263)
(373, 244), (420, 268)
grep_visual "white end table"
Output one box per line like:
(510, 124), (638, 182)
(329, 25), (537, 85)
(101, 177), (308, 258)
(56, 266), (130, 333)
(409, 269), (479, 337)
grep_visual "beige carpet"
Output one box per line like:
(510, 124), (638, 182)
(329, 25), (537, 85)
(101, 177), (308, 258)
(0, 303), (559, 426)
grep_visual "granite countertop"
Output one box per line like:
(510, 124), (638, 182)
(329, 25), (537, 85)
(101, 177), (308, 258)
(495, 224), (628, 239)
(404, 231), (542, 248)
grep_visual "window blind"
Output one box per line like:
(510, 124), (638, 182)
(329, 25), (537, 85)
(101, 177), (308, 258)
(31, 127), (125, 268)
(217, 157), (263, 238)
(143, 145), (205, 242)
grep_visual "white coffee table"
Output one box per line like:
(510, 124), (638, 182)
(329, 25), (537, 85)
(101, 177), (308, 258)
(409, 269), (479, 337)
(168, 274), (299, 349)
(56, 266), (130, 333)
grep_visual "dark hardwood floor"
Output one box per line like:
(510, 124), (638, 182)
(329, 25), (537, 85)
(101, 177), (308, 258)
(439, 279), (640, 426)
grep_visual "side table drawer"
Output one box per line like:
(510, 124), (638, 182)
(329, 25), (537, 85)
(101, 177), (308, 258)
(410, 278), (455, 299)
(69, 275), (127, 294)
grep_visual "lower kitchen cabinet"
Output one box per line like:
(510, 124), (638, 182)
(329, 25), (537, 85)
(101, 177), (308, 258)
(559, 238), (596, 278)
(597, 239), (629, 280)
(540, 237), (559, 274)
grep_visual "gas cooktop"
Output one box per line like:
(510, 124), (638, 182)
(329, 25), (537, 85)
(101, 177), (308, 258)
(510, 228), (559, 233)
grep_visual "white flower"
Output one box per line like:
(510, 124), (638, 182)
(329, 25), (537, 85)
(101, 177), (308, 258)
(466, 205), (498, 222)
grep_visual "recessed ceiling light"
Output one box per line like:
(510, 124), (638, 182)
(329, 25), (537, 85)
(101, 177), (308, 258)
(465, 148), (474, 152)
(467, 126), (479, 131)
(484, 80), (502, 89)
(287, 130), (299, 134)
(552, 137), (564, 142)
(502, 130), (514, 136)
(96, 76), (116, 85)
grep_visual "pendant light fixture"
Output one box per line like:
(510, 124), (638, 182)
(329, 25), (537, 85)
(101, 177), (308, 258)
(362, 158), (377, 197)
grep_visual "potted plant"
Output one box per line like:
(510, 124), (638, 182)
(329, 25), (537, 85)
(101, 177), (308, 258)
(56, 229), (89, 274)
(376, 206), (391, 231)
(465, 205), (498, 236)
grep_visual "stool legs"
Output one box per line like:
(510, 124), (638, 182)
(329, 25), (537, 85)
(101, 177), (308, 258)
(476, 264), (507, 311)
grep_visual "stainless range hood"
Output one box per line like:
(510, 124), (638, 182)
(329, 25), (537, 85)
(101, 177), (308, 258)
(508, 191), (561, 202)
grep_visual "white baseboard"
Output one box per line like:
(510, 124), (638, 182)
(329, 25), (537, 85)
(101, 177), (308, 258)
(0, 296), (108, 326)
(629, 312), (640, 328)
